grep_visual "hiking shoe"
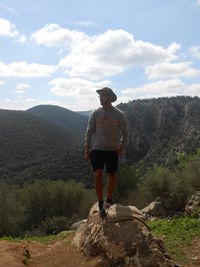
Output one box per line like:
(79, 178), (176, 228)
(99, 208), (106, 218)
(98, 200), (106, 218)
(105, 197), (114, 207)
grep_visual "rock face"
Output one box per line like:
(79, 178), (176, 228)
(185, 191), (200, 217)
(141, 198), (166, 217)
(118, 96), (200, 175)
(73, 203), (179, 267)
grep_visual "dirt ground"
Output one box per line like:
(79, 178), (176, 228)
(184, 238), (200, 267)
(0, 235), (200, 267)
(0, 236), (102, 267)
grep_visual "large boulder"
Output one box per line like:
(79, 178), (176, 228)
(185, 191), (200, 217)
(73, 203), (179, 267)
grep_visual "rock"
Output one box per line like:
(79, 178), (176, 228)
(141, 198), (166, 217)
(73, 202), (179, 267)
(71, 219), (87, 230)
(185, 191), (200, 217)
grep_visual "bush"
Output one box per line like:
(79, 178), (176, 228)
(0, 179), (96, 237)
(114, 166), (137, 202)
(135, 166), (193, 211)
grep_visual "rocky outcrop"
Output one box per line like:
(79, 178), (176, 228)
(73, 203), (179, 267)
(141, 198), (166, 217)
(185, 191), (200, 217)
(118, 96), (200, 175)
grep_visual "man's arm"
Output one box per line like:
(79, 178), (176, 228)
(118, 112), (128, 156)
(84, 111), (96, 162)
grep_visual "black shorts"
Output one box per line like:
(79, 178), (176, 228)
(90, 149), (119, 173)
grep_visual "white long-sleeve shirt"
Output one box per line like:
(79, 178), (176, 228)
(85, 106), (128, 151)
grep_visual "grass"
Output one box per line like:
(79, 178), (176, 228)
(0, 230), (74, 245)
(148, 217), (200, 264)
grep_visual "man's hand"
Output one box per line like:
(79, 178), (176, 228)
(84, 146), (90, 163)
(117, 145), (123, 156)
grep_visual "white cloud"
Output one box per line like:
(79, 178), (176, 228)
(0, 17), (26, 43)
(1, 97), (88, 111)
(145, 62), (200, 80)
(32, 25), (179, 80)
(31, 24), (88, 48)
(59, 29), (178, 80)
(49, 77), (112, 110)
(0, 61), (57, 77)
(190, 45), (200, 59)
(0, 17), (18, 38)
(121, 79), (185, 99)
(196, 0), (200, 5)
(184, 83), (200, 97)
(2, 97), (54, 110)
(0, 80), (5, 86)
(15, 83), (30, 94)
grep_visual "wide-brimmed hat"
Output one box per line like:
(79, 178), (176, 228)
(96, 87), (117, 102)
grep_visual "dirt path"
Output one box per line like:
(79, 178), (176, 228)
(0, 237), (101, 267)
(0, 236), (200, 267)
(184, 238), (200, 267)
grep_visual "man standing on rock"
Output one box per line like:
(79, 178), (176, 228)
(85, 87), (128, 218)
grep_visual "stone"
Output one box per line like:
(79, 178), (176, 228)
(73, 202), (179, 267)
(185, 191), (200, 217)
(71, 219), (87, 230)
(141, 198), (166, 217)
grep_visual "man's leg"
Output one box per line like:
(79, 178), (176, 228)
(94, 169), (104, 201)
(94, 169), (106, 218)
(107, 172), (117, 200)
(105, 151), (118, 203)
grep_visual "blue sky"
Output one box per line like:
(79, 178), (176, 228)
(0, 0), (200, 111)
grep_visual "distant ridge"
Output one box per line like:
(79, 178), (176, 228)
(77, 110), (92, 117)
(27, 105), (88, 140)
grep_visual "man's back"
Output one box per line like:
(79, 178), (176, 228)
(86, 106), (128, 151)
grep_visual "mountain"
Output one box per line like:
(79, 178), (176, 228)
(77, 110), (92, 117)
(0, 109), (90, 184)
(1, 96), (200, 185)
(27, 105), (89, 140)
(117, 96), (200, 175)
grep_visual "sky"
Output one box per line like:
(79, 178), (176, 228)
(0, 0), (200, 111)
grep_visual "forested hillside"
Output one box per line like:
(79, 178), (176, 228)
(27, 105), (88, 140)
(0, 109), (90, 184)
(1, 96), (200, 185)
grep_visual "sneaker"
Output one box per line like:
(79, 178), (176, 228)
(99, 208), (106, 218)
(98, 200), (106, 218)
(105, 197), (114, 207)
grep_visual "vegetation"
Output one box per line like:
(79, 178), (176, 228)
(1, 96), (200, 187)
(27, 104), (88, 138)
(0, 96), (200, 249)
(0, 152), (199, 237)
(128, 155), (200, 211)
(0, 109), (91, 185)
(148, 217), (200, 264)
(0, 180), (96, 237)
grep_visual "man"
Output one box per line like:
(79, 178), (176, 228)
(84, 87), (128, 218)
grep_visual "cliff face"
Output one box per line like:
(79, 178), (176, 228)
(117, 96), (200, 173)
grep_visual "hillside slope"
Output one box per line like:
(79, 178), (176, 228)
(27, 105), (88, 140)
(118, 96), (200, 174)
(0, 109), (90, 184)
